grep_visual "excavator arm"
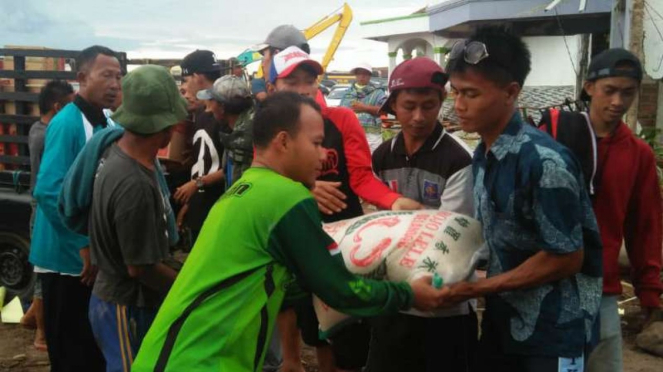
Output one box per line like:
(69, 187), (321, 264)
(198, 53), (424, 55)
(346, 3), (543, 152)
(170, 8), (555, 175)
(303, 3), (353, 71)
(238, 3), (354, 78)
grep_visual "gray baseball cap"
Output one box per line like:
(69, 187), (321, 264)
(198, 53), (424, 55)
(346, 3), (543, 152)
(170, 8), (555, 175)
(251, 25), (308, 52)
(197, 75), (251, 102)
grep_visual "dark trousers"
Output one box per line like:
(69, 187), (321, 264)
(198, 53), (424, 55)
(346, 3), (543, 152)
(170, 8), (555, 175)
(288, 295), (371, 369)
(477, 319), (585, 372)
(40, 273), (105, 372)
(476, 353), (584, 372)
(365, 309), (478, 372)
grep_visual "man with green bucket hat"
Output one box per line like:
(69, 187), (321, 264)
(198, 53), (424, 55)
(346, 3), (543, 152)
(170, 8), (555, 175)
(86, 65), (188, 372)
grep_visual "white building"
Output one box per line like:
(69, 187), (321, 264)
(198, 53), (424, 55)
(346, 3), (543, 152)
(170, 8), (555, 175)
(361, 0), (612, 122)
(361, 0), (613, 100)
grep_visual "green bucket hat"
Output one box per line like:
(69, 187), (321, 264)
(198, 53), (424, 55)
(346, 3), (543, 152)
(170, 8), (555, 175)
(112, 65), (188, 135)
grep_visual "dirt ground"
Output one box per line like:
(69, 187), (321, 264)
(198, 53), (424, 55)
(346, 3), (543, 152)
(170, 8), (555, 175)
(1, 284), (662, 372)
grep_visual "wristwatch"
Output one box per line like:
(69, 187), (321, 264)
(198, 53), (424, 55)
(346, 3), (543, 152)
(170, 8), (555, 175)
(195, 176), (205, 190)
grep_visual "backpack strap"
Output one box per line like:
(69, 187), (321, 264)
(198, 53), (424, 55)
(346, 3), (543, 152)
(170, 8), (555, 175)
(579, 111), (598, 196)
(539, 108), (560, 139)
(549, 108), (560, 139)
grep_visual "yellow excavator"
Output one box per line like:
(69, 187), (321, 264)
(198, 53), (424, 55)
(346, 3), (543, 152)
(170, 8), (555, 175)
(238, 3), (353, 77)
(303, 3), (353, 72)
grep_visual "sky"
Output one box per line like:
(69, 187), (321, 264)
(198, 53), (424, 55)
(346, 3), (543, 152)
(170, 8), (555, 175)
(0, 0), (428, 72)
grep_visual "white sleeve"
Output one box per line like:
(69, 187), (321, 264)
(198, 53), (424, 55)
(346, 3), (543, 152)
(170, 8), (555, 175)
(439, 165), (474, 217)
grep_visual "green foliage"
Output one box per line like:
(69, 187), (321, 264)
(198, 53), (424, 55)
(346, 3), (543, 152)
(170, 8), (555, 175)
(637, 127), (663, 187)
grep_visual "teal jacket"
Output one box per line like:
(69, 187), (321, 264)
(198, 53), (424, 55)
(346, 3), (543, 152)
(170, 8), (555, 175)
(30, 102), (112, 274)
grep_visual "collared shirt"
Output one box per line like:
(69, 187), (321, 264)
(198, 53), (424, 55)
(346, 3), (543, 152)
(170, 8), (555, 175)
(373, 122), (476, 318)
(373, 123), (474, 215)
(74, 95), (109, 128)
(474, 112), (602, 358)
(339, 83), (386, 132)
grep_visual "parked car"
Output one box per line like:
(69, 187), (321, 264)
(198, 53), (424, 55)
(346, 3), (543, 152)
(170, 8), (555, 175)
(371, 77), (388, 89)
(320, 79), (337, 89)
(326, 85), (350, 107)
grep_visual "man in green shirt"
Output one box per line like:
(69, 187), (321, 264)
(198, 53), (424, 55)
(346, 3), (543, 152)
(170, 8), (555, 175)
(132, 91), (445, 372)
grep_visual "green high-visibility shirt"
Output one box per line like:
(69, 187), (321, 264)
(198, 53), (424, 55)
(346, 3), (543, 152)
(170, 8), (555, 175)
(132, 167), (414, 372)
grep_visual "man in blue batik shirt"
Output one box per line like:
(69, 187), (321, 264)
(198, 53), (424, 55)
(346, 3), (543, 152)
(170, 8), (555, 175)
(440, 27), (603, 372)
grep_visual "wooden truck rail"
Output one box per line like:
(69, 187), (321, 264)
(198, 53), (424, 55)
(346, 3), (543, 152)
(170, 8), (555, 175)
(0, 47), (127, 190)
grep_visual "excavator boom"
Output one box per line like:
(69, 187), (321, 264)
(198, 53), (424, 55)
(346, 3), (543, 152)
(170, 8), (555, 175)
(240, 3), (353, 78)
(303, 3), (353, 71)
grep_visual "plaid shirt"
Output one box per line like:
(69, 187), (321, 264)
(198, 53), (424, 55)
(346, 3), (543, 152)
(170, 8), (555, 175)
(340, 83), (386, 132)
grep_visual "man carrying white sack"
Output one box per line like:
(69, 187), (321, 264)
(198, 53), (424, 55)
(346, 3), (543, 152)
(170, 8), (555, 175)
(368, 57), (477, 372)
(441, 27), (603, 372)
(132, 92), (449, 372)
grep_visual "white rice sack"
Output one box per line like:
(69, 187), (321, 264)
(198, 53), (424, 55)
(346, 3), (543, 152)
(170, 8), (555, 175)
(314, 210), (484, 337)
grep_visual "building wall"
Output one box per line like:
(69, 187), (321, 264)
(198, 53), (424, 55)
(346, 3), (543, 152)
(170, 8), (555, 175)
(524, 35), (581, 87)
(370, 33), (583, 87)
(361, 16), (430, 41)
(639, 77), (659, 128)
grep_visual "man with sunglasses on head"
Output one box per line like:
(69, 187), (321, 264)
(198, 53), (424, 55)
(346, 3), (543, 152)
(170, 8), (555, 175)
(440, 27), (603, 372)
(539, 49), (662, 372)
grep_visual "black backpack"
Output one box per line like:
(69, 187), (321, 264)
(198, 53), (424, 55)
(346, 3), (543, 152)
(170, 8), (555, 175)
(538, 109), (597, 196)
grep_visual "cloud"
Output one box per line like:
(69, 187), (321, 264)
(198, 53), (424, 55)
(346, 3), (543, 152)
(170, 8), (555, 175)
(0, 0), (142, 51)
(0, 0), (423, 71)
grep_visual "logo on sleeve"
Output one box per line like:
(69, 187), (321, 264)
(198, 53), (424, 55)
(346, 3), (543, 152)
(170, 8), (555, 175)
(423, 179), (440, 201)
(320, 147), (339, 177)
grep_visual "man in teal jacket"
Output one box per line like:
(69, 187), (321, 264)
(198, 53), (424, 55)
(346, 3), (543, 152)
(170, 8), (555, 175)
(30, 45), (122, 372)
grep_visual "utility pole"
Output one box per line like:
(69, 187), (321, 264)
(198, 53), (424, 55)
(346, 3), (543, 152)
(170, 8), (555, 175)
(625, 0), (645, 130)
(610, 0), (630, 49)
(577, 34), (590, 101)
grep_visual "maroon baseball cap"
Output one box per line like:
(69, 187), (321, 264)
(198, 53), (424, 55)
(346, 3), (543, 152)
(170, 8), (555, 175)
(380, 57), (448, 115)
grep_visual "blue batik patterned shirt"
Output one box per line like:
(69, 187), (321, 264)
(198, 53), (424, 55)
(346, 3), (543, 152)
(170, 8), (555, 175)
(474, 112), (602, 358)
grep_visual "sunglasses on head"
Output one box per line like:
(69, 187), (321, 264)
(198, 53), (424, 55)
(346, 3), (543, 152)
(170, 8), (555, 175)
(448, 40), (490, 65)
(447, 40), (516, 83)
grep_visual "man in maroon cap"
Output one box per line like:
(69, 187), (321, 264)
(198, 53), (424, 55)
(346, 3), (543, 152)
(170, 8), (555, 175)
(369, 57), (477, 372)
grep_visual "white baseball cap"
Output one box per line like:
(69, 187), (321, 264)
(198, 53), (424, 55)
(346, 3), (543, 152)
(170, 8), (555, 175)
(269, 46), (323, 84)
(350, 62), (372, 75)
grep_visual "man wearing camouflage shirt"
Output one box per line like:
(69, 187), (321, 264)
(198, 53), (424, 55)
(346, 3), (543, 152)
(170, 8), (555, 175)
(197, 75), (255, 186)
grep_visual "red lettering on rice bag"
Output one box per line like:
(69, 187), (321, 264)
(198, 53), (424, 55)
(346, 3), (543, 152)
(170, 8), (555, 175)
(436, 211), (453, 219)
(399, 231), (434, 267)
(424, 211), (452, 231)
(396, 214), (430, 249)
(323, 220), (350, 236)
(350, 238), (393, 267)
(348, 217), (400, 267)
(400, 256), (417, 268)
